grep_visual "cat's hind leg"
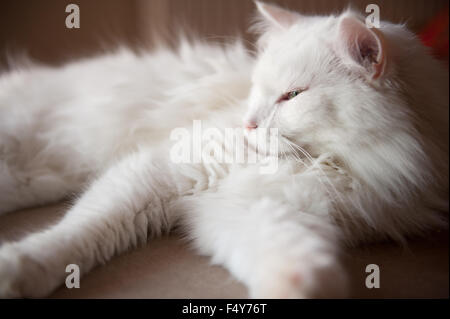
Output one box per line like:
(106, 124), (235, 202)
(0, 72), (91, 215)
(0, 133), (87, 215)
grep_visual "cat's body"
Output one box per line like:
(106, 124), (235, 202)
(0, 43), (251, 214)
(0, 3), (448, 298)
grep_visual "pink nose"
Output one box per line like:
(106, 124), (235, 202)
(245, 122), (258, 130)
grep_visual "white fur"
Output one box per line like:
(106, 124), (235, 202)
(0, 3), (448, 298)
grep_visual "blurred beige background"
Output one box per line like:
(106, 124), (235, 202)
(0, 0), (448, 66)
(0, 0), (448, 299)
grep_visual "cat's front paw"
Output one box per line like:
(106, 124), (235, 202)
(249, 261), (348, 299)
(0, 243), (62, 298)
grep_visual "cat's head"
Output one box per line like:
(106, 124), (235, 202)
(245, 2), (391, 156)
(244, 2), (448, 205)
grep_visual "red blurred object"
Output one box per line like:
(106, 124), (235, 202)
(419, 6), (449, 61)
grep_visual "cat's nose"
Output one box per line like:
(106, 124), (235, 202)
(245, 121), (258, 130)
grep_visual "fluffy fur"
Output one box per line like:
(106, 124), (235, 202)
(0, 2), (448, 298)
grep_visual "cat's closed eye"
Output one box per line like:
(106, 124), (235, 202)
(277, 88), (306, 103)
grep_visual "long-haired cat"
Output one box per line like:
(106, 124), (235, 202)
(0, 2), (448, 298)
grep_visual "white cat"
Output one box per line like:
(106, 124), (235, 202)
(0, 2), (448, 298)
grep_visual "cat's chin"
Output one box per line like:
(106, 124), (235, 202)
(245, 139), (281, 158)
(245, 139), (301, 159)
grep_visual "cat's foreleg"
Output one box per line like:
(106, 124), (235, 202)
(0, 150), (181, 298)
(186, 197), (348, 298)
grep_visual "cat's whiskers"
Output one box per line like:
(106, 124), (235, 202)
(284, 138), (340, 196)
(283, 141), (307, 167)
(281, 137), (353, 227)
(279, 145), (303, 190)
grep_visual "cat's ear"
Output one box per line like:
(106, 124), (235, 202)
(337, 14), (387, 79)
(254, 1), (300, 30)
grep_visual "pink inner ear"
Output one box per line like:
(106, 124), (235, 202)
(370, 28), (387, 79)
(339, 16), (386, 79)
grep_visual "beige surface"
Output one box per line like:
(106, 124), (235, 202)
(0, 203), (447, 299)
